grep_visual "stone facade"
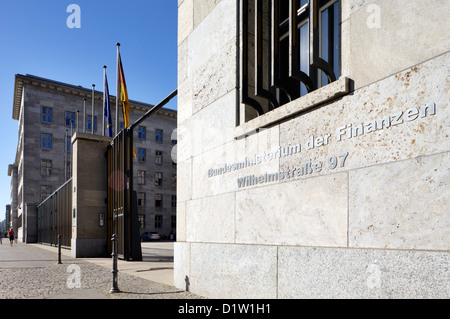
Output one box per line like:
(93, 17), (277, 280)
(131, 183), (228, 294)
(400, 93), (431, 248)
(175, 0), (449, 298)
(7, 165), (18, 234)
(10, 74), (177, 244)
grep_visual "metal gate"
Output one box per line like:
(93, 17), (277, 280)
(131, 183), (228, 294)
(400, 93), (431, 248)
(106, 89), (177, 261)
(107, 129), (141, 260)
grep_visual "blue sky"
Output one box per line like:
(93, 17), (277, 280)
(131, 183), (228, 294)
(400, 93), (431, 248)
(0, 1), (178, 222)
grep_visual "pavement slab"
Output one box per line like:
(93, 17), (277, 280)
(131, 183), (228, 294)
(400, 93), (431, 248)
(0, 240), (202, 300)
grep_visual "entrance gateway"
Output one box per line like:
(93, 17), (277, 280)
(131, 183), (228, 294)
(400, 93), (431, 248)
(106, 90), (177, 260)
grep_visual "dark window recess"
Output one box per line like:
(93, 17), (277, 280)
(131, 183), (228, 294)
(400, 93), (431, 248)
(240, 0), (341, 120)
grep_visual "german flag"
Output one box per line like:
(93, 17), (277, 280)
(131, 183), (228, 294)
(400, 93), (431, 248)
(117, 50), (136, 159)
(118, 52), (130, 128)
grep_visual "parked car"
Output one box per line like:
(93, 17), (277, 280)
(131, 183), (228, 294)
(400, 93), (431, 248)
(140, 232), (161, 241)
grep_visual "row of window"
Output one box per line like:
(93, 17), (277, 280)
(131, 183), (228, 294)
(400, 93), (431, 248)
(41, 107), (168, 143)
(42, 160), (175, 187)
(138, 214), (176, 229)
(41, 184), (177, 210)
(137, 193), (177, 209)
(43, 107), (98, 131)
(137, 149), (176, 165)
(41, 134), (73, 151)
(137, 170), (176, 187)
(40, 133), (175, 162)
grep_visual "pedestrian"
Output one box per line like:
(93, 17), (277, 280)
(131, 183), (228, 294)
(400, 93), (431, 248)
(8, 228), (14, 247)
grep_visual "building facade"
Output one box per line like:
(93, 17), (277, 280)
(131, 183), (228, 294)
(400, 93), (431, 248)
(175, 0), (449, 298)
(10, 74), (177, 243)
(4, 205), (11, 231)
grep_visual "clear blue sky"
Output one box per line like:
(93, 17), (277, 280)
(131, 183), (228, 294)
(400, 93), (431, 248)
(0, 0), (178, 222)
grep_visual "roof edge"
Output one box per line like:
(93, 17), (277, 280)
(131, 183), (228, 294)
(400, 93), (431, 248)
(12, 74), (177, 121)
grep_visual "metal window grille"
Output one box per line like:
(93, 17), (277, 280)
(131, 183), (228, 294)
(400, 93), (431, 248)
(171, 195), (177, 208)
(240, 0), (341, 119)
(65, 111), (76, 127)
(138, 148), (146, 162)
(155, 194), (162, 207)
(155, 215), (162, 228)
(155, 172), (163, 186)
(41, 159), (52, 176)
(138, 126), (146, 140)
(155, 150), (163, 165)
(155, 129), (163, 143)
(87, 115), (97, 131)
(137, 192), (146, 207)
(41, 133), (52, 149)
(42, 106), (53, 123)
(137, 170), (146, 185)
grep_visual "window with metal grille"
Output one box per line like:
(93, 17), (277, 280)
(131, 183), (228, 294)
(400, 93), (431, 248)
(137, 192), (146, 207)
(138, 126), (146, 140)
(240, 0), (341, 121)
(87, 115), (97, 131)
(138, 214), (145, 228)
(41, 106), (52, 123)
(155, 150), (163, 165)
(41, 159), (52, 176)
(155, 129), (163, 143)
(155, 215), (162, 228)
(171, 215), (176, 228)
(41, 133), (52, 149)
(155, 172), (163, 186)
(138, 148), (146, 162)
(137, 170), (146, 185)
(171, 195), (177, 208)
(65, 111), (76, 127)
(155, 193), (162, 208)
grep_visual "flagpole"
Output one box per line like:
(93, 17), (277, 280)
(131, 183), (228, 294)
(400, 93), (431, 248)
(116, 43), (120, 135)
(103, 66), (107, 137)
(91, 84), (95, 135)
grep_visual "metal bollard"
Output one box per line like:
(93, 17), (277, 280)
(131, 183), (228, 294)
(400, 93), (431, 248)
(57, 234), (62, 264)
(110, 234), (120, 293)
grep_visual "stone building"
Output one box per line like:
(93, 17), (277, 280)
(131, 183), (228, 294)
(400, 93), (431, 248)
(175, 0), (449, 298)
(9, 74), (177, 244)
(4, 205), (11, 231)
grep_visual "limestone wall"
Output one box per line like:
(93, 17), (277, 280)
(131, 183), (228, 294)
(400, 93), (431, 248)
(175, 0), (449, 298)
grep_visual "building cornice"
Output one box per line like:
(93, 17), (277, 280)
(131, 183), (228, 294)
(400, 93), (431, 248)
(12, 74), (177, 120)
(7, 164), (17, 177)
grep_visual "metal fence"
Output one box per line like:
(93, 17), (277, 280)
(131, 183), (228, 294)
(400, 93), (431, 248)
(37, 178), (72, 248)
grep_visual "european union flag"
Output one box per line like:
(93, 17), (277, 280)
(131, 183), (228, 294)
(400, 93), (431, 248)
(103, 70), (113, 137)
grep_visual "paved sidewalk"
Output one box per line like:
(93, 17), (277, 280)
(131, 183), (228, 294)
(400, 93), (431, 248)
(0, 240), (201, 299)
(36, 241), (176, 286)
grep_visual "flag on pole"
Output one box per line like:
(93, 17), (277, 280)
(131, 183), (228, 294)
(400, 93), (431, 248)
(117, 48), (136, 159)
(118, 52), (130, 129)
(103, 70), (113, 137)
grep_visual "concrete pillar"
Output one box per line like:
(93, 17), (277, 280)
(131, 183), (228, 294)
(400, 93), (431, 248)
(71, 132), (112, 258)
